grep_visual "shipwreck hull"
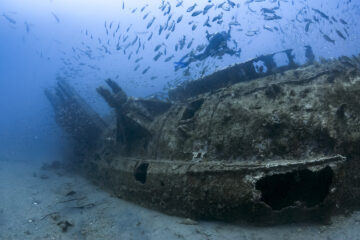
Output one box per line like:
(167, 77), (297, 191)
(84, 155), (345, 224)
(46, 50), (360, 224)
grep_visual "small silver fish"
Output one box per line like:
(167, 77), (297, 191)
(148, 32), (153, 41)
(143, 12), (150, 20)
(159, 25), (164, 35)
(141, 4), (148, 12)
(192, 10), (202, 17)
(227, 0), (235, 8)
(51, 12), (60, 23)
(340, 18), (348, 25)
(322, 33), (335, 44)
(147, 17), (155, 29)
(177, 15), (183, 23)
(154, 44), (162, 52)
(203, 4), (214, 14)
(2, 14), (16, 24)
(165, 55), (174, 62)
(336, 30), (346, 40)
(187, 3), (197, 12)
(176, 1), (183, 7)
(153, 52), (162, 61)
(142, 66), (150, 74)
(187, 38), (194, 49)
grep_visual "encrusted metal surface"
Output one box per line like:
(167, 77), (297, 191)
(46, 53), (360, 224)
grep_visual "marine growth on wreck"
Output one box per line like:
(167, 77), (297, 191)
(46, 49), (360, 224)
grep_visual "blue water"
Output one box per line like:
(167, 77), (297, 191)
(0, 0), (359, 161)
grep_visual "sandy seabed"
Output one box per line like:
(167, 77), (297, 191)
(1, 159), (360, 240)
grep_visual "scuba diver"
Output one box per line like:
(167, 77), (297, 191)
(174, 26), (241, 70)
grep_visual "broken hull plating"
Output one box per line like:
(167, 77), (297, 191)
(83, 155), (345, 224)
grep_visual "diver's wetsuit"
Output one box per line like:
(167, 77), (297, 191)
(175, 27), (240, 69)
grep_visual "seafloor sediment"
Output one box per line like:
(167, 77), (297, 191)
(2, 160), (360, 239)
(46, 53), (360, 224)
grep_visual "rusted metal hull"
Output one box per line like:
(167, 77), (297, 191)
(46, 52), (360, 224)
(83, 155), (345, 224)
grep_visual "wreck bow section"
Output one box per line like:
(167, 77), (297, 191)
(46, 53), (360, 224)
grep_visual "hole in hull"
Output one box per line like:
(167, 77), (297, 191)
(134, 163), (149, 184)
(255, 166), (334, 210)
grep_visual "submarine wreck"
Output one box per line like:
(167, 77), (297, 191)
(45, 48), (360, 225)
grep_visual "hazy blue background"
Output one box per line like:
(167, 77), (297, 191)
(0, 0), (359, 162)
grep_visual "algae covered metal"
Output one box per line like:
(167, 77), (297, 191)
(46, 50), (360, 224)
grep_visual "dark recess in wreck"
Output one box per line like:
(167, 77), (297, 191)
(134, 162), (149, 184)
(256, 166), (334, 210)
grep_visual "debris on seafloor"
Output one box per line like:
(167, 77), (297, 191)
(41, 212), (60, 221)
(57, 197), (86, 204)
(41, 211), (73, 232)
(65, 190), (77, 196)
(179, 218), (199, 225)
(57, 220), (73, 232)
(69, 203), (96, 209)
(45, 47), (360, 225)
(56, 191), (97, 209)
